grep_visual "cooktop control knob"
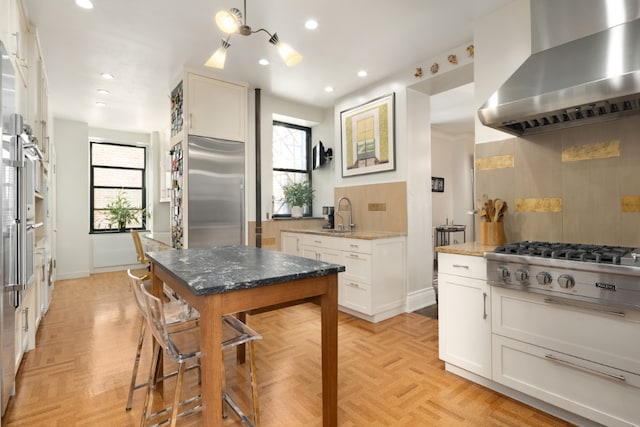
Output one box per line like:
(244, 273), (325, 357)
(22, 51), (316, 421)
(515, 269), (529, 283)
(557, 274), (575, 289)
(536, 272), (552, 285)
(497, 266), (510, 280)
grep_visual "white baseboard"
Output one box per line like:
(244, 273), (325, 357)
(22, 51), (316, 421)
(406, 287), (436, 312)
(92, 263), (146, 275)
(56, 270), (91, 280)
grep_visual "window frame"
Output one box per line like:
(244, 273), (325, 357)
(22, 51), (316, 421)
(89, 141), (147, 233)
(272, 121), (312, 218)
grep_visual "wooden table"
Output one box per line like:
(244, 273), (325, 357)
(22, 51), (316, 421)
(146, 245), (344, 427)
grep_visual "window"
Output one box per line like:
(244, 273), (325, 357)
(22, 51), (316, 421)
(272, 121), (311, 216)
(90, 141), (147, 232)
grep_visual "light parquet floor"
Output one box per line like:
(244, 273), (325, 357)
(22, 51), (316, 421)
(3, 270), (574, 426)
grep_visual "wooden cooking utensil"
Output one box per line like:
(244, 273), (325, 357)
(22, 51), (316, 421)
(494, 199), (503, 222)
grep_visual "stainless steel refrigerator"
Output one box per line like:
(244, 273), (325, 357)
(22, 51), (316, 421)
(186, 135), (244, 249)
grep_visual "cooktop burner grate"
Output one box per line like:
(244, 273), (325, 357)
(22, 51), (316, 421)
(495, 241), (634, 265)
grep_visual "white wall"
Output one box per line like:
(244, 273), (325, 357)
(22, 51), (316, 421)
(406, 88), (433, 309)
(150, 130), (170, 233)
(54, 119), (152, 278)
(474, 0), (531, 144)
(310, 115), (337, 216)
(54, 118), (90, 279)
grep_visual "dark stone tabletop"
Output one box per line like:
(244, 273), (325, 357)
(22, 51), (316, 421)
(146, 245), (345, 296)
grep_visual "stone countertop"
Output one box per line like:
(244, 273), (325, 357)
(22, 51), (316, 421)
(435, 242), (498, 257)
(281, 228), (407, 240)
(146, 245), (345, 296)
(140, 232), (172, 251)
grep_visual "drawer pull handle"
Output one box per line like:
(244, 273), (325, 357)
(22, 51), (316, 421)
(544, 354), (626, 382)
(543, 298), (625, 317)
(349, 244), (358, 248)
(347, 282), (360, 289)
(348, 254), (359, 259)
(483, 292), (488, 319)
(314, 240), (322, 244)
(452, 264), (469, 269)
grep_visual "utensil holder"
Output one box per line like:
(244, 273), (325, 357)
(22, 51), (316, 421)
(480, 221), (506, 246)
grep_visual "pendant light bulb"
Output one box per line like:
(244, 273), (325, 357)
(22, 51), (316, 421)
(268, 33), (303, 66)
(215, 8), (242, 34)
(205, 39), (231, 69)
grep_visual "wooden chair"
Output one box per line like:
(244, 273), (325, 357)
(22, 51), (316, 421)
(131, 230), (150, 280)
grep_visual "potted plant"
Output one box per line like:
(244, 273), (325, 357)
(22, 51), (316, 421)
(282, 181), (314, 218)
(105, 189), (144, 231)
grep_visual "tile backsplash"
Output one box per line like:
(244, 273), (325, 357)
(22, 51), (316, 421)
(334, 181), (407, 233)
(475, 115), (640, 247)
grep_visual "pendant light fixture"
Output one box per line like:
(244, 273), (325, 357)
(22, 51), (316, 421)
(205, 0), (303, 69)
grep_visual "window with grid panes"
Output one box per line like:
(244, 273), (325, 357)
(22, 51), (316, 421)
(90, 142), (147, 232)
(272, 121), (312, 217)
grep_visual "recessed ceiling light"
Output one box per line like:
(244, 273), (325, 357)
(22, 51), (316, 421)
(357, 70), (368, 77)
(101, 73), (114, 80)
(96, 101), (106, 107)
(305, 20), (318, 30)
(97, 89), (110, 95)
(324, 86), (334, 93)
(258, 58), (269, 66)
(75, 0), (94, 9)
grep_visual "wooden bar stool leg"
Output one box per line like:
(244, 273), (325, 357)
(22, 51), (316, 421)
(249, 341), (260, 426)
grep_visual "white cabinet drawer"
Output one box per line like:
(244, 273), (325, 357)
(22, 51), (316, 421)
(493, 334), (640, 427)
(298, 234), (342, 250)
(341, 238), (371, 254)
(339, 278), (372, 315)
(492, 286), (640, 375)
(438, 252), (486, 279)
(341, 251), (372, 283)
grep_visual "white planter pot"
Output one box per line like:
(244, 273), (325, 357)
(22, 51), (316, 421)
(291, 206), (304, 218)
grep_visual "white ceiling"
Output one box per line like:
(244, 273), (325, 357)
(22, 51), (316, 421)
(22, 0), (512, 134)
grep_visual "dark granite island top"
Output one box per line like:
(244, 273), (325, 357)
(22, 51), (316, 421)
(146, 245), (345, 296)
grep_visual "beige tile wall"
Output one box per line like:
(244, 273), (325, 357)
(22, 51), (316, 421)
(334, 181), (407, 233)
(475, 115), (640, 247)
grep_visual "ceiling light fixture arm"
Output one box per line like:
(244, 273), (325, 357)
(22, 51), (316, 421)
(207, 0), (302, 68)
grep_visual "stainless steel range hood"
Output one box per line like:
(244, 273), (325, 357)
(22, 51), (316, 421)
(478, 18), (640, 136)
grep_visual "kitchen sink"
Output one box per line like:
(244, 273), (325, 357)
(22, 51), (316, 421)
(323, 229), (352, 234)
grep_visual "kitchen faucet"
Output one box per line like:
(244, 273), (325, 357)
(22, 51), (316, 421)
(336, 196), (355, 231)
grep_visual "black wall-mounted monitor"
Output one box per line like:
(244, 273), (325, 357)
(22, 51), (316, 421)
(313, 141), (331, 169)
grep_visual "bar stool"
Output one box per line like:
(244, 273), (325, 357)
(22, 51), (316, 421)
(138, 282), (262, 426)
(125, 269), (200, 411)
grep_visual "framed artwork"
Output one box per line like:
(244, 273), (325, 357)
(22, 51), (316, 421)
(340, 93), (395, 177)
(432, 177), (444, 192)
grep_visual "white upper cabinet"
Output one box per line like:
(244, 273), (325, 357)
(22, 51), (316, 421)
(187, 73), (247, 142)
(6, 0), (29, 88)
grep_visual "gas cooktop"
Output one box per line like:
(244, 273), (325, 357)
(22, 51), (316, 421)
(486, 241), (640, 310)
(494, 241), (636, 265)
